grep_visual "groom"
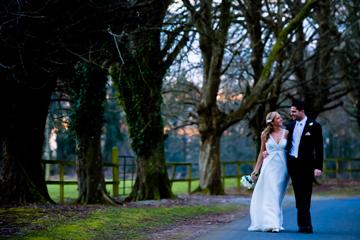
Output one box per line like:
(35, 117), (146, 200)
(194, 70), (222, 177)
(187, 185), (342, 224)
(286, 99), (324, 234)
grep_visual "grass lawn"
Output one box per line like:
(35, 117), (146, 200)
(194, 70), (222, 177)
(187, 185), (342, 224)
(1, 179), (359, 239)
(47, 178), (242, 202)
(47, 181), (200, 202)
(0, 204), (242, 240)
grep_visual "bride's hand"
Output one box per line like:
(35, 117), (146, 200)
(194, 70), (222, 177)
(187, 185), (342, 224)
(251, 171), (259, 180)
(314, 169), (322, 177)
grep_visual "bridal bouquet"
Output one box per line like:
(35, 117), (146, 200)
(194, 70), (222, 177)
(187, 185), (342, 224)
(240, 175), (255, 189)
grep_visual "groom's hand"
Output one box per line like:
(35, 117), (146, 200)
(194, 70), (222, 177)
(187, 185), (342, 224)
(314, 169), (322, 177)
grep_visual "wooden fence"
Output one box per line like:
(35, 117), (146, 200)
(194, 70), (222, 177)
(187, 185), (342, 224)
(43, 152), (360, 203)
(166, 162), (192, 193)
(323, 157), (360, 179)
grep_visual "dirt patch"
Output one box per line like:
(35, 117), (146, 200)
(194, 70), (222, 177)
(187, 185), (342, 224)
(122, 194), (250, 207)
(313, 179), (360, 193)
(120, 194), (250, 240)
(148, 208), (247, 240)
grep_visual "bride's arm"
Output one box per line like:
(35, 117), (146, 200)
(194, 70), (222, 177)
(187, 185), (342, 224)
(251, 133), (266, 179)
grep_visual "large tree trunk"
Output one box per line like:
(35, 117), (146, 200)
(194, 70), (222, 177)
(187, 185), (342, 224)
(127, 140), (172, 200)
(119, 58), (174, 200)
(0, 75), (54, 205)
(115, 0), (174, 201)
(70, 63), (114, 204)
(183, 0), (232, 195)
(117, 54), (174, 200)
(124, 105), (173, 201)
(197, 132), (223, 194)
(194, 103), (225, 194)
(77, 136), (110, 204)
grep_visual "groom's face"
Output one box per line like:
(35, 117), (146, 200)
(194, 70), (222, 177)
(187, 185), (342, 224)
(290, 106), (304, 121)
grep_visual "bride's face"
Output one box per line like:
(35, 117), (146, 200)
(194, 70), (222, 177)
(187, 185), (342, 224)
(273, 114), (283, 127)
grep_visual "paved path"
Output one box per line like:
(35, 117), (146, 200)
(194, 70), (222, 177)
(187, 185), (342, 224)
(196, 196), (360, 240)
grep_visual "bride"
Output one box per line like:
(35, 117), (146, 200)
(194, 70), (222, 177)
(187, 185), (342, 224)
(248, 111), (290, 233)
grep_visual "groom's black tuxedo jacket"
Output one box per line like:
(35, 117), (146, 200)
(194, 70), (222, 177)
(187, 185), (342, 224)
(286, 119), (324, 171)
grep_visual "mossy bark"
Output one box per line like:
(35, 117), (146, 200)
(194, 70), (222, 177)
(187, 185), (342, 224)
(70, 63), (114, 204)
(114, 0), (173, 201)
(76, 137), (114, 204)
(116, 52), (174, 200)
(126, 141), (173, 201)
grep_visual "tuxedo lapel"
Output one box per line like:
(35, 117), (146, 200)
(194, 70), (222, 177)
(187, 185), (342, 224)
(289, 121), (296, 136)
(300, 119), (310, 140)
(286, 121), (295, 153)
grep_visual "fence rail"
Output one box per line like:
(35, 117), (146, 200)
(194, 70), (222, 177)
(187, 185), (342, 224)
(323, 157), (360, 179)
(43, 154), (360, 203)
(166, 162), (192, 193)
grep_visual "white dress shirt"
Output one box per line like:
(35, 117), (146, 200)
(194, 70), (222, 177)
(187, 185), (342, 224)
(290, 116), (307, 158)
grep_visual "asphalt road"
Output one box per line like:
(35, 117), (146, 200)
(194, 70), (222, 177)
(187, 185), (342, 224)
(196, 196), (360, 240)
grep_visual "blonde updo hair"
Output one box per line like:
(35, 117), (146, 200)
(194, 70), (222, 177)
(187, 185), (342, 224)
(262, 111), (280, 141)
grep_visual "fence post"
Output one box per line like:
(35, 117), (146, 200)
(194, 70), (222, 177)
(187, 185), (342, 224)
(112, 147), (119, 197)
(236, 162), (241, 191)
(188, 163), (192, 194)
(171, 164), (177, 181)
(349, 158), (352, 180)
(221, 163), (225, 190)
(59, 162), (64, 204)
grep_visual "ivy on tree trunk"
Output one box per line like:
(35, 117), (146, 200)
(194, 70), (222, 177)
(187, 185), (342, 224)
(69, 62), (114, 204)
(112, 0), (174, 200)
(113, 52), (173, 201)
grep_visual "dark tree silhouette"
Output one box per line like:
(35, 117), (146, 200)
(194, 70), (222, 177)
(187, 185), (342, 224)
(0, 0), (127, 205)
(111, 0), (190, 200)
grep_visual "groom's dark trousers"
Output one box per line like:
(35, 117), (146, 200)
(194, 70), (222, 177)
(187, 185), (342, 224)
(287, 156), (313, 228)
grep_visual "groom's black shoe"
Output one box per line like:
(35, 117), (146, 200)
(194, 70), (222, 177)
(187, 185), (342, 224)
(298, 226), (313, 233)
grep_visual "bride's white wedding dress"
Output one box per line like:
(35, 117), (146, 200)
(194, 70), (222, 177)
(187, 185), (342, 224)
(248, 130), (289, 232)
